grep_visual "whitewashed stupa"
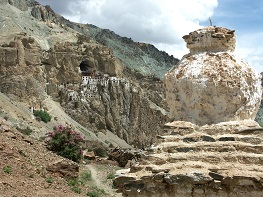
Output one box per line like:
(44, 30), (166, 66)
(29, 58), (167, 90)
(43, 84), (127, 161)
(165, 26), (262, 125)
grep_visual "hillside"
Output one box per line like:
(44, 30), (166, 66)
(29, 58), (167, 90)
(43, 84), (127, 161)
(0, 0), (178, 148)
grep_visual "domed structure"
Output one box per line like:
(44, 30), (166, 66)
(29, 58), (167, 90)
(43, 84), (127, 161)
(165, 26), (262, 125)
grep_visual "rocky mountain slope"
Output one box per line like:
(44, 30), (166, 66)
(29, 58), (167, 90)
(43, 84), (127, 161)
(0, 0), (178, 148)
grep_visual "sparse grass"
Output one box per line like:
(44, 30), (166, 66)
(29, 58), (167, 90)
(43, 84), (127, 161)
(2, 165), (12, 174)
(107, 172), (115, 179)
(45, 177), (54, 183)
(67, 177), (86, 194)
(87, 191), (99, 197)
(16, 126), (33, 135)
(71, 186), (81, 194)
(87, 186), (106, 197)
(79, 171), (92, 181)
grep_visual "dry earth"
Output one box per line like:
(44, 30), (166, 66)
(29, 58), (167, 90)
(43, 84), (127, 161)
(0, 93), (126, 196)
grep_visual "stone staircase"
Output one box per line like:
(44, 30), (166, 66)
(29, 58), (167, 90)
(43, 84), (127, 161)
(114, 120), (263, 197)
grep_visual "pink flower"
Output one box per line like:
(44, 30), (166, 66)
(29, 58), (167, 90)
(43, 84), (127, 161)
(57, 124), (64, 132)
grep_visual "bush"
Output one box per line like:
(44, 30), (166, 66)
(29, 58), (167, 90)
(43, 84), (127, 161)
(45, 124), (85, 162)
(34, 110), (51, 123)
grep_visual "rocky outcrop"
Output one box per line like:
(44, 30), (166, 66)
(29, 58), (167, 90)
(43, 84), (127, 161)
(0, 33), (46, 102)
(0, 1), (169, 148)
(165, 26), (262, 125)
(64, 74), (167, 148)
(114, 121), (263, 197)
(46, 159), (79, 179)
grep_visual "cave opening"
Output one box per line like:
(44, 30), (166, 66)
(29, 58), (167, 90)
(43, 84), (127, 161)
(79, 60), (95, 76)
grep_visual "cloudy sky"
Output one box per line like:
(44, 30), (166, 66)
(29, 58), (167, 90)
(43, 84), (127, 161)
(38, 0), (263, 72)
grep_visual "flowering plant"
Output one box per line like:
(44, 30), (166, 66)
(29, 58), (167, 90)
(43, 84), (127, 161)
(46, 124), (85, 162)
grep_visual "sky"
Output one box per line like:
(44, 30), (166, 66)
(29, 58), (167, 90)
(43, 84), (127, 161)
(37, 0), (263, 72)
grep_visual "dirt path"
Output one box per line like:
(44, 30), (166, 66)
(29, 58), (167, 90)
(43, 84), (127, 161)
(86, 164), (122, 197)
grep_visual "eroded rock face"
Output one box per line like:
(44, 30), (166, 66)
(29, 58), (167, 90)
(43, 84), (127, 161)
(165, 26), (262, 125)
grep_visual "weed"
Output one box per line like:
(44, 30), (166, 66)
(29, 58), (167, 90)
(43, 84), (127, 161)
(29, 174), (34, 178)
(2, 165), (12, 174)
(36, 169), (41, 174)
(87, 191), (99, 197)
(45, 177), (53, 183)
(87, 186), (106, 197)
(107, 172), (115, 179)
(79, 172), (92, 181)
(67, 179), (78, 187)
(71, 186), (81, 194)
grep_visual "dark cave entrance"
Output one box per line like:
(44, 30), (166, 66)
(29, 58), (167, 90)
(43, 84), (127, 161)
(79, 60), (95, 76)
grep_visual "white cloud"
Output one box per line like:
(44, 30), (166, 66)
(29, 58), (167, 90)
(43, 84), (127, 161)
(236, 32), (263, 73)
(61, 0), (217, 59)
(37, 0), (263, 72)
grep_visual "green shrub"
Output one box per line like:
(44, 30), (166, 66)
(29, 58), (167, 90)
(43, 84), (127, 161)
(2, 165), (12, 174)
(34, 110), (51, 123)
(46, 124), (85, 162)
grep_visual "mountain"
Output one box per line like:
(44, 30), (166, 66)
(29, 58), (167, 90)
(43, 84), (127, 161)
(0, 0), (178, 149)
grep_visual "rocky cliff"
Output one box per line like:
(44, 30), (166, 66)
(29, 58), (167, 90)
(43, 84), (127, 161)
(0, 0), (175, 148)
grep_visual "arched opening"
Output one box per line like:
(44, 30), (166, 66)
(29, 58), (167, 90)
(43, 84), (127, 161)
(79, 60), (95, 76)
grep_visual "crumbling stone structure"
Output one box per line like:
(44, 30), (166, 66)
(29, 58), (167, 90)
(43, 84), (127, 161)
(114, 27), (263, 197)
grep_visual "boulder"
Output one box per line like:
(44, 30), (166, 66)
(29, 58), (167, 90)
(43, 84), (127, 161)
(83, 151), (96, 160)
(46, 159), (79, 179)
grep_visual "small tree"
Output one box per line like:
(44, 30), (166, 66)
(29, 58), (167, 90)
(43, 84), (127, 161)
(46, 124), (85, 162)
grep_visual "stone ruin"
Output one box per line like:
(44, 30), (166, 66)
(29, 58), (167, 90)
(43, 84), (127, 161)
(165, 26), (262, 125)
(114, 26), (263, 197)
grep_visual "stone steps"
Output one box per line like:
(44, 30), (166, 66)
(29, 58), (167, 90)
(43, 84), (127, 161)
(114, 121), (263, 197)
